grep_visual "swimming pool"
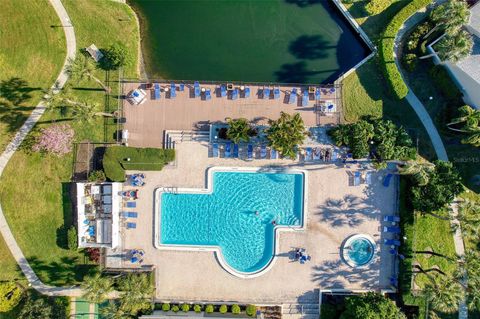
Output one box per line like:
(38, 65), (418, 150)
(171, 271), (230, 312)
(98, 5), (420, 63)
(157, 168), (305, 276)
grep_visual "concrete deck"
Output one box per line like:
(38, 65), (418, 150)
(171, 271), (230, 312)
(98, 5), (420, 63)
(122, 82), (341, 148)
(110, 141), (397, 303)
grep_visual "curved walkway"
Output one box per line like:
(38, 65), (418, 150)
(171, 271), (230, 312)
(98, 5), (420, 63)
(0, 0), (82, 297)
(394, 5), (468, 319)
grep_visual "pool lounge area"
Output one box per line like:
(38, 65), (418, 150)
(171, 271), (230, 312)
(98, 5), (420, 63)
(155, 167), (307, 277)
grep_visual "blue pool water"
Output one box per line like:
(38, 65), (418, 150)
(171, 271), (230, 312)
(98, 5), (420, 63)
(346, 237), (375, 266)
(160, 171), (304, 273)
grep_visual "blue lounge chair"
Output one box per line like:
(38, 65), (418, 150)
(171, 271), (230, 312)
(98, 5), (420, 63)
(270, 148), (277, 159)
(384, 215), (400, 222)
(220, 84), (227, 97)
(131, 256), (139, 263)
(170, 82), (176, 98)
(302, 90), (308, 106)
(313, 147), (320, 160)
(384, 239), (401, 246)
(225, 142), (231, 158)
(205, 88), (212, 100)
(212, 143), (219, 157)
(121, 212), (138, 218)
(83, 219), (89, 225)
(179, 83), (185, 91)
(384, 226), (401, 233)
(233, 144), (239, 158)
(389, 248), (398, 255)
(305, 147), (312, 161)
(383, 173), (393, 187)
(273, 87), (280, 99)
(260, 145), (267, 159)
(353, 171), (361, 186)
(194, 81), (200, 98)
(315, 88), (321, 100)
(232, 88), (239, 100)
(289, 88), (297, 104)
(247, 144), (253, 159)
(126, 201), (136, 208)
(263, 87), (270, 99)
(88, 226), (95, 236)
(330, 87), (336, 93)
(126, 222), (136, 229)
(153, 83), (160, 100)
(244, 87), (250, 98)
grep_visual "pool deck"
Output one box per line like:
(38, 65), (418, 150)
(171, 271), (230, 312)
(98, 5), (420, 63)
(122, 82), (341, 148)
(110, 141), (397, 304)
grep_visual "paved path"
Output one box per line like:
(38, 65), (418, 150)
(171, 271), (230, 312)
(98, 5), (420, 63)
(393, 5), (468, 319)
(0, 0), (83, 297)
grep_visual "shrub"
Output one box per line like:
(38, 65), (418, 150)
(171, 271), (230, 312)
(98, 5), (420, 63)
(401, 53), (417, 72)
(194, 304), (202, 313)
(85, 247), (100, 263)
(429, 65), (463, 102)
(365, 0), (391, 15)
(405, 21), (433, 53)
(67, 226), (77, 250)
(341, 292), (405, 318)
(205, 304), (214, 313)
(162, 303), (170, 312)
(0, 282), (23, 312)
(379, 0), (432, 99)
(231, 304), (241, 314)
(219, 304), (228, 314)
(102, 42), (133, 70)
(88, 170), (106, 182)
(181, 304), (190, 312)
(32, 124), (74, 156)
(246, 305), (257, 317)
(172, 305), (180, 312)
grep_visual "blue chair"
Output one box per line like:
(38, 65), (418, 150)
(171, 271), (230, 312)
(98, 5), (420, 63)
(126, 222), (136, 229)
(220, 84), (227, 97)
(260, 145), (267, 159)
(384, 226), (401, 234)
(179, 83), (185, 91)
(273, 87), (280, 99)
(131, 256), (138, 263)
(330, 87), (336, 93)
(289, 88), (297, 104)
(247, 144), (253, 159)
(244, 87), (250, 98)
(170, 82), (176, 98)
(233, 144), (239, 158)
(212, 143), (219, 157)
(122, 212), (138, 218)
(270, 148), (277, 159)
(263, 87), (270, 99)
(384, 239), (401, 246)
(315, 88), (321, 100)
(153, 83), (160, 100)
(302, 90), (308, 107)
(354, 171), (361, 186)
(225, 142), (231, 158)
(383, 174), (393, 187)
(384, 215), (400, 222)
(305, 147), (312, 161)
(313, 147), (320, 160)
(126, 202), (136, 208)
(205, 89), (212, 101)
(194, 81), (200, 98)
(232, 88), (239, 100)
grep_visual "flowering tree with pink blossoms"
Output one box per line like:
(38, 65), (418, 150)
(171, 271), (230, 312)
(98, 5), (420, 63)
(32, 124), (74, 156)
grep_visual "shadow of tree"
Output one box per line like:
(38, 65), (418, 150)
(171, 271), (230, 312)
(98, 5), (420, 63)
(285, 0), (322, 7)
(289, 35), (331, 60)
(0, 105), (36, 133)
(28, 255), (97, 285)
(275, 61), (321, 83)
(311, 259), (379, 289)
(0, 77), (39, 106)
(56, 183), (74, 250)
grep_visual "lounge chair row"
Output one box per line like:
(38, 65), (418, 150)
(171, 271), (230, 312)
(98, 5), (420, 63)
(301, 147), (336, 162)
(211, 143), (277, 160)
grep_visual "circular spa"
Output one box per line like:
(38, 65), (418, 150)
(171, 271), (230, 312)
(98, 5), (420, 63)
(342, 234), (376, 267)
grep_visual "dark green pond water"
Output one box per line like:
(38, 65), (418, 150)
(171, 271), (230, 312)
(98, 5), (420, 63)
(129, 0), (370, 84)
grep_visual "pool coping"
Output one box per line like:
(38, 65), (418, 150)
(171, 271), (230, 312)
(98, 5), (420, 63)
(153, 166), (308, 279)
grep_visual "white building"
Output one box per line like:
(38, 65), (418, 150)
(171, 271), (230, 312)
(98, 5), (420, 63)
(76, 182), (122, 249)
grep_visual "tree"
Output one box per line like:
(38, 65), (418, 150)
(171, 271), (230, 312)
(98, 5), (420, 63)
(118, 273), (154, 315)
(71, 101), (115, 124)
(18, 297), (53, 319)
(424, 276), (464, 315)
(103, 42), (133, 70)
(430, 0), (470, 36)
(436, 30), (473, 63)
(67, 226), (77, 250)
(410, 160), (463, 215)
(32, 124), (75, 156)
(266, 112), (306, 159)
(456, 199), (480, 241)
(398, 161), (435, 186)
(226, 118), (253, 144)
(66, 55), (110, 92)
(81, 273), (114, 304)
(340, 292), (406, 319)
(447, 105), (480, 147)
(101, 300), (132, 319)
(0, 282), (23, 312)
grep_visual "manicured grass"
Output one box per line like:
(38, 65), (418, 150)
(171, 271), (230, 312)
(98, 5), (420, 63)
(104, 146), (175, 182)
(0, 1), (140, 285)
(0, 233), (22, 282)
(0, 0), (65, 152)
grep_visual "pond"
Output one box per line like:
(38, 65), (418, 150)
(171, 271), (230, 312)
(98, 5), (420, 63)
(129, 0), (370, 84)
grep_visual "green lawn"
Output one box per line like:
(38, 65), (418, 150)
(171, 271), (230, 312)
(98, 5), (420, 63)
(0, 233), (22, 282)
(0, 0), (65, 152)
(0, 0), (139, 284)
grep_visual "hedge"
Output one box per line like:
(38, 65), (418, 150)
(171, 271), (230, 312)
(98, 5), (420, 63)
(379, 0), (433, 99)
(103, 146), (175, 182)
(365, 0), (392, 15)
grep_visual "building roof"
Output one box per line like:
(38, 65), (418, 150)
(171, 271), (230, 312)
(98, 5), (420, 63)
(470, 1), (480, 34)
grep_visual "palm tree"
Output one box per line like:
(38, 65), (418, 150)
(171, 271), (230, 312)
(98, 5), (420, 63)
(447, 105), (480, 147)
(430, 0), (470, 36)
(266, 112), (306, 159)
(118, 273), (154, 315)
(81, 273), (114, 304)
(456, 199), (480, 241)
(436, 30), (473, 63)
(226, 118), (252, 144)
(71, 101), (115, 123)
(101, 300), (132, 319)
(66, 54), (110, 92)
(398, 161), (434, 186)
(424, 275), (464, 314)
